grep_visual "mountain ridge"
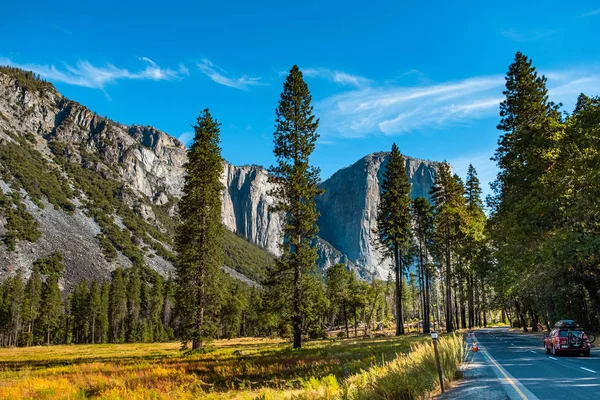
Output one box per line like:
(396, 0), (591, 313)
(0, 66), (441, 284)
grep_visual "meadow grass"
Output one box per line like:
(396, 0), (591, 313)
(0, 334), (464, 399)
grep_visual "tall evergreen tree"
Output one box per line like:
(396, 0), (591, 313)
(89, 281), (101, 344)
(412, 196), (434, 333)
(374, 143), (412, 336)
(267, 65), (324, 349)
(99, 281), (110, 343)
(22, 265), (42, 344)
(175, 109), (225, 350)
(109, 268), (127, 343)
(71, 281), (90, 344)
(490, 52), (562, 332)
(326, 263), (353, 338)
(37, 253), (65, 346)
(430, 162), (465, 333)
(127, 267), (142, 342)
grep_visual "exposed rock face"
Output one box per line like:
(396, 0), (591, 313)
(316, 152), (440, 278)
(220, 163), (282, 256)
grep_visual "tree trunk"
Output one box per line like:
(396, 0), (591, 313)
(343, 300), (349, 338)
(514, 300), (528, 332)
(468, 273), (475, 329)
(424, 269), (431, 334)
(481, 277), (487, 328)
(445, 222), (454, 333)
(354, 307), (358, 338)
(395, 245), (404, 335)
(193, 266), (207, 351)
(91, 316), (95, 345)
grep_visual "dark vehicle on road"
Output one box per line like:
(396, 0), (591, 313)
(544, 320), (592, 357)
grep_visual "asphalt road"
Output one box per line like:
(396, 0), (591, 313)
(474, 327), (600, 399)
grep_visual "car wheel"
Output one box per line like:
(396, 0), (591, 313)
(584, 350), (590, 357)
(546, 344), (551, 354)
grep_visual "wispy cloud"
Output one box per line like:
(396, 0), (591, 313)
(317, 75), (504, 138)
(302, 68), (371, 87)
(178, 63), (190, 76)
(0, 56), (183, 89)
(316, 67), (600, 138)
(52, 24), (72, 35)
(579, 9), (600, 17)
(177, 131), (194, 146)
(197, 58), (264, 90)
(501, 28), (556, 42)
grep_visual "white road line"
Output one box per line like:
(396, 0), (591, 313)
(529, 350), (536, 354)
(473, 333), (540, 400)
(580, 367), (597, 373)
(549, 356), (557, 360)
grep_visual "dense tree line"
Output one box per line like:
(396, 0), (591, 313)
(489, 52), (600, 333)
(0, 251), (273, 347)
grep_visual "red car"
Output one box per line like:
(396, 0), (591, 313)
(544, 320), (591, 357)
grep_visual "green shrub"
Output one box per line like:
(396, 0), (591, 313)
(0, 190), (41, 251)
(0, 140), (75, 212)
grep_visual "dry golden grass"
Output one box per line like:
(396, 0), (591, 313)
(0, 335), (437, 399)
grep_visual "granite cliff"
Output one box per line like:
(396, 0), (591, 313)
(316, 152), (440, 278)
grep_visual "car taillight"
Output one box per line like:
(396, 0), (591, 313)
(560, 338), (568, 344)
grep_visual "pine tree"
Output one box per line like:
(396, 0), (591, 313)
(34, 253), (65, 346)
(267, 65), (324, 349)
(22, 265), (42, 345)
(149, 276), (165, 341)
(412, 196), (434, 333)
(109, 268), (127, 343)
(71, 281), (90, 344)
(89, 281), (101, 344)
(127, 267), (142, 342)
(490, 52), (562, 332)
(430, 163), (465, 333)
(374, 143), (412, 335)
(175, 109), (225, 350)
(6, 272), (25, 347)
(99, 281), (110, 343)
(326, 264), (353, 338)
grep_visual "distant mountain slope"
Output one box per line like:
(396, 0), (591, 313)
(0, 67), (272, 287)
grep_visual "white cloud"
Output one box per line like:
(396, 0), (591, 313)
(316, 67), (600, 138)
(197, 58), (264, 90)
(579, 9), (600, 17)
(0, 57), (183, 89)
(317, 75), (505, 138)
(302, 68), (371, 87)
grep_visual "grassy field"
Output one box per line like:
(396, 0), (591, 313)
(0, 334), (464, 399)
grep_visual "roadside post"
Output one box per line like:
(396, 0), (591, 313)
(432, 331), (444, 393)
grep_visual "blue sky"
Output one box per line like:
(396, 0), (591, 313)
(2, 1), (600, 198)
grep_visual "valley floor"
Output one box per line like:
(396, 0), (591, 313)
(0, 334), (427, 399)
